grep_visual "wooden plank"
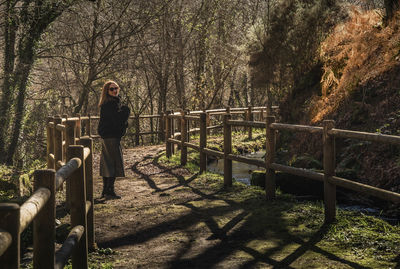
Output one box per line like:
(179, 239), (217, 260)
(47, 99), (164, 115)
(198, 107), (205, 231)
(203, 148), (224, 158)
(329, 128), (400, 145)
(20, 187), (51, 232)
(329, 176), (400, 203)
(227, 154), (265, 167)
(55, 225), (84, 269)
(168, 138), (181, 145)
(271, 123), (323, 133)
(183, 142), (200, 151)
(227, 120), (265, 128)
(184, 115), (200, 121)
(270, 163), (324, 182)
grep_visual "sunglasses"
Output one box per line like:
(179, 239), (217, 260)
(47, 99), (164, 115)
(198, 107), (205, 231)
(109, 87), (119, 91)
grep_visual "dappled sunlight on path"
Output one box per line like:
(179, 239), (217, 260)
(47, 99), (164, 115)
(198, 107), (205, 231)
(92, 145), (382, 269)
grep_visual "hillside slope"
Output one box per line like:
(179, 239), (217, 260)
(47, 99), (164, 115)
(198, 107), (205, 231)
(284, 8), (400, 197)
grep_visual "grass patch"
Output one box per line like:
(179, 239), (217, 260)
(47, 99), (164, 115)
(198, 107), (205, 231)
(157, 153), (400, 268)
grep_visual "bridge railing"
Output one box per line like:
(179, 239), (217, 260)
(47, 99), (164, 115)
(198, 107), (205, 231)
(0, 135), (94, 268)
(83, 114), (164, 145)
(166, 109), (400, 224)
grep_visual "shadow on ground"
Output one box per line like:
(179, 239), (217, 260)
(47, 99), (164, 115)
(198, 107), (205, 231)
(95, 152), (372, 269)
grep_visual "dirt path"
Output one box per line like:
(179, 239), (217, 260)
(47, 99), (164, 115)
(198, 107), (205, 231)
(91, 145), (396, 269)
(93, 145), (224, 268)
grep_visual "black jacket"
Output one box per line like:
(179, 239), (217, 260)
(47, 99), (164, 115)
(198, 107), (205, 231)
(98, 96), (130, 139)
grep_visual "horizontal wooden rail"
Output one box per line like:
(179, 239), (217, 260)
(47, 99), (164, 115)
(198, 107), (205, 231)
(168, 114), (183, 119)
(0, 230), (11, 257)
(208, 124), (223, 130)
(270, 163), (324, 182)
(89, 115), (162, 120)
(329, 128), (400, 145)
(271, 123), (323, 133)
(55, 157), (82, 190)
(189, 106), (271, 115)
(132, 114), (162, 119)
(56, 124), (66, 132)
(183, 142), (200, 151)
(19, 187), (51, 232)
(168, 138), (181, 145)
(188, 128), (200, 134)
(228, 120), (265, 128)
(203, 148), (224, 158)
(184, 115), (200, 121)
(187, 125), (223, 135)
(132, 131), (162, 136)
(227, 154), (265, 167)
(329, 176), (400, 203)
(83, 147), (90, 160)
(55, 225), (84, 269)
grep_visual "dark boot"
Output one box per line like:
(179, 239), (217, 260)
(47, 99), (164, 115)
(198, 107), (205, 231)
(106, 177), (121, 199)
(101, 177), (109, 198)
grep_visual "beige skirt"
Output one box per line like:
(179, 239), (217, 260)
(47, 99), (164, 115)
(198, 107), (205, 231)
(100, 138), (125, 177)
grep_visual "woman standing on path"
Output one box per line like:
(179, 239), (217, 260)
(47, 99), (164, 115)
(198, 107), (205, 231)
(98, 80), (130, 199)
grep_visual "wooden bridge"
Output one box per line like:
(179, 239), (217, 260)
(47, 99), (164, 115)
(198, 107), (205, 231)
(0, 106), (399, 268)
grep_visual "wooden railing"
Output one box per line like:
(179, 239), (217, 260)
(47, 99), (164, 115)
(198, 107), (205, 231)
(66, 114), (164, 145)
(165, 108), (400, 224)
(0, 116), (95, 269)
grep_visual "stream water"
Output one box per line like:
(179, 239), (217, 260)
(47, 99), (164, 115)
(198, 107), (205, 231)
(207, 151), (399, 224)
(207, 151), (265, 185)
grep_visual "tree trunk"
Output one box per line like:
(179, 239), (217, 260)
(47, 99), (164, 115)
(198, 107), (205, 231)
(0, 2), (17, 162)
(6, 37), (36, 164)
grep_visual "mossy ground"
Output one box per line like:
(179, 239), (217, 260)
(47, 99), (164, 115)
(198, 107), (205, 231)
(153, 149), (400, 268)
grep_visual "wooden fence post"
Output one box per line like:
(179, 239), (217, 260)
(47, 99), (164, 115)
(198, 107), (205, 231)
(80, 137), (96, 251)
(68, 145), (88, 269)
(199, 112), (207, 173)
(65, 119), (77, 209)
(205, 110), (210, 136)
(180, 110), (187, 166)
(47, 117), (55, 169)
(323, 120), (336, 223)
(0, 203), (20, 269)
(165, 111), (171, 158)
(135, 115), (140, 146)
(159, 112), (165, 143)
(171, 111), (175, 154)
(260, 108), (264, 122)
(265, 116), (276, 200)
(223, 111), (232, 187)
(54, 116), (63, 170)
(75, 114), (81, 140)
(86, 114), (92, 137)
(247, 106), (253, 139)
(33, 169), (56, 269)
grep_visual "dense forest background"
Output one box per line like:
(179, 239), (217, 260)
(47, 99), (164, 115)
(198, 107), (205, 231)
(0, 0), (399, 195)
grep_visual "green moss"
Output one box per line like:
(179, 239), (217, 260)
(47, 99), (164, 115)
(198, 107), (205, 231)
(158, 153), (400, 268)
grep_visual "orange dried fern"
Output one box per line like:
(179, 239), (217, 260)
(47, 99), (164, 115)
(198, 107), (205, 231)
(313, 7), (400, 123)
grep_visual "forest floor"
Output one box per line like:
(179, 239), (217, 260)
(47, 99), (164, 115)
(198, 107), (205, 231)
(81, 144), (400, 269)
